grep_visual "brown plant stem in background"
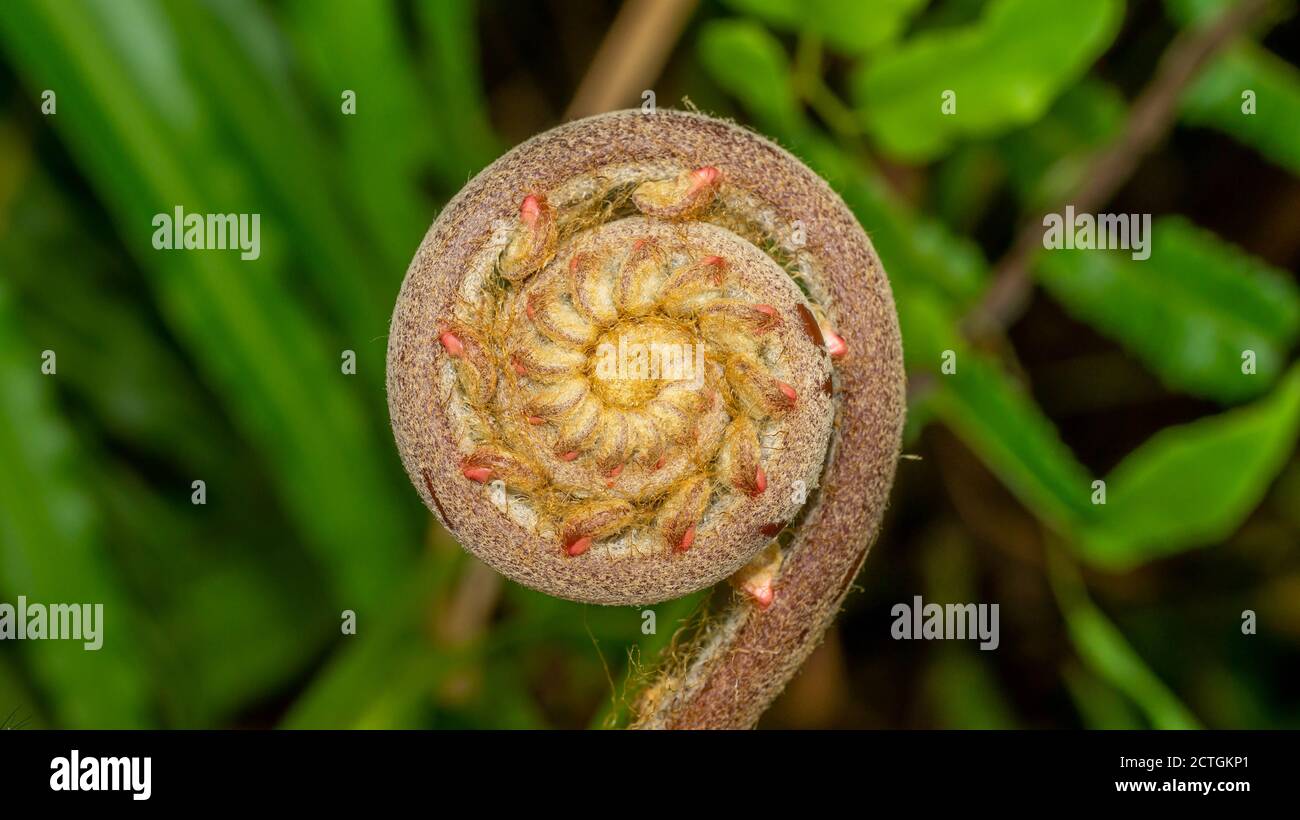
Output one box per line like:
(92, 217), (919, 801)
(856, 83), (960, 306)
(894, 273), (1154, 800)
(436, 559), (503, 648)
(965, 0), (1277, 340)
(564, 0), (699, 120)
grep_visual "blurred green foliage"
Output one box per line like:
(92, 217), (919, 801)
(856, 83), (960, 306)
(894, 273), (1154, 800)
(1184, 42), (1300, 173)
(851, 0), (1124, 160)
(1038, 217), (1300, 402)
(0, 0), (1298, 729)
(723, 0), (928, 54)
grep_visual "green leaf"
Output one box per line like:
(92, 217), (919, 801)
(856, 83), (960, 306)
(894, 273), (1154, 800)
(1049, 548), (1201, 728)
(1079, 364), (1300, 567)
(0, 281), (151, 727)
(1164, 0), (1236, 23)
(930, 144), (1006, 231)
(0, 0), (419, 608)
(280, 547), (460, 729)
(0, 659), (46, 729)
(696, 22), (990, 310)
(831, 166), (991, 309)
(785, 135), (994, 310)
(2, 173), (235, 475)
(1036, 217), (1300, 403)
(95, 466), (329, 726)
(154, 0), (396, 361)
(413, 0), (501, 180)
(1062, 663), (1144, 728)
(999, 78), (1127, 208)
(852, 0), (1124, 162)
(1182, 42), (1300, 176)
(927, 649), (1018, 728)
(893, 283), (963, 370)
(3, 166), (337, 725)
(283, 0), (445, 275)
(930, 354), (1095, 532)
(1165, 0), (1297, 28)
(1066, 607), (1200, 727)
(721, 0), (926, 55)
(698, 20), (802, 137)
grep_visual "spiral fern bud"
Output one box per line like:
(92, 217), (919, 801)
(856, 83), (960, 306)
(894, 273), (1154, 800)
(388, 110), (904, 724)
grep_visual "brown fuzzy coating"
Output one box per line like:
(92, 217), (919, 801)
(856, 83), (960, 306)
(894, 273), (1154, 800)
(387, 110), (905, 728)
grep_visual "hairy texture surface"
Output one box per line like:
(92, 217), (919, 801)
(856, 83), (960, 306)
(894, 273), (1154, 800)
(387, 110), (905, 725)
